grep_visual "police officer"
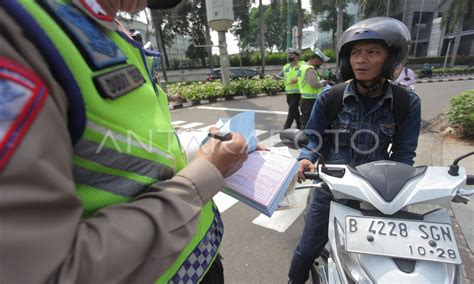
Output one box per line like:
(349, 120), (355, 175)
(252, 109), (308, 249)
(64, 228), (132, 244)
(288, 17), (421, 283)
(297, 48), (329, 129)
(0, 0), (248, 283)
(282, 48), (304, 129)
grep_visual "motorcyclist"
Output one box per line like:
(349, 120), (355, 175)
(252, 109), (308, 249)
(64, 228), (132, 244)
(421, 62), (433, 78)
(288, 17), (421, 284)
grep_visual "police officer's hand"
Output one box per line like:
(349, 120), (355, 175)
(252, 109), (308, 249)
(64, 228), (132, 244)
(297, 159), (316, 182)
(196, 128), (248, 178)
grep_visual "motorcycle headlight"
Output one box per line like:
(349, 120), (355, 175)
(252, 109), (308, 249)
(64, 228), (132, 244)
(334, 220), (374, 284)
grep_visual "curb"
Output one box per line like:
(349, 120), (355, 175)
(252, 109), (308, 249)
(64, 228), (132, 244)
(169, 92), (285, 110)
(168, 76), (474, 110)
(416, 76), (474, 84)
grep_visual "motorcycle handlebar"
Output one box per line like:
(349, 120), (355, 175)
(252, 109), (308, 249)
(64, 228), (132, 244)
(303, 172), (319, 180)
(467, 175), (474, 185)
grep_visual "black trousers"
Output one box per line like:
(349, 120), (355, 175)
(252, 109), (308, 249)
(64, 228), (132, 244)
(299, 98), (316, 129)
(284, 93), (301, 129)
(201, 254), (224, 284)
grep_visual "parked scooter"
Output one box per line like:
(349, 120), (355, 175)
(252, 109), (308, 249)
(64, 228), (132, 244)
(419, 63), (433, 79)
(280, 130), (474, 284)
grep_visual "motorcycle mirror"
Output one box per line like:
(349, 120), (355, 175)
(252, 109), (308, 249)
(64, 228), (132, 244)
(448, 151), (474, 176)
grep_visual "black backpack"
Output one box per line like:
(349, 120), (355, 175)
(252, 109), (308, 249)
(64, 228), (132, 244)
(325, 82), (411, 129)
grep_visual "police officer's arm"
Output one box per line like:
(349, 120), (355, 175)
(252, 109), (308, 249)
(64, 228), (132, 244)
(0, 13), (234, 284)
(305, 68), (326, 88)
(390, 94), (422, 166)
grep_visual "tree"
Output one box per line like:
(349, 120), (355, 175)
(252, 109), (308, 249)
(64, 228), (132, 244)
(238, 2), (311, 52)
(316, 1), (353, 49)
(259, 0), (265, 75)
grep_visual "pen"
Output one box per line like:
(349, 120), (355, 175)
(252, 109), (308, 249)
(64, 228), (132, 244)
(208, 132), (232, 141)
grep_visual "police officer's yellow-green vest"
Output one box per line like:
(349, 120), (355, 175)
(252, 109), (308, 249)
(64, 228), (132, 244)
(282, 61), (304, 94)
(297, 63), (323, 99)
(19, 1), (222, 283)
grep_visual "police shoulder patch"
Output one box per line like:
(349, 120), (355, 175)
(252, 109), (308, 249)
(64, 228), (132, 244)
(0, 58), (48, 170)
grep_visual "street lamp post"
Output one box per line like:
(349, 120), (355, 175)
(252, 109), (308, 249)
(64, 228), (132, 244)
(443, 37), (455, 69)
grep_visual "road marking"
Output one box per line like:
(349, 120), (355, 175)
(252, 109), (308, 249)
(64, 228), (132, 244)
(171, 120), (186, 125)
(179, 122), (205, 129)
(195, 106), (288, 115)
(197, 125), (214, 132)
(252, 188), (310, 233)
(213, 192), (239, 213)
(255, 129), (268, 137)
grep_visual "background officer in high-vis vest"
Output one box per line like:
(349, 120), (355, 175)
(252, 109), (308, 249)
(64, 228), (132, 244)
(297, 49), (329, 129)
(282, 48), (303, 130)
(0, 0), (249, 283)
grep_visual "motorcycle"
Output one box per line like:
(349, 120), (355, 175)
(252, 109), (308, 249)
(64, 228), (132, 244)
(419, 64), (433, 79)
(280, 130), (474, 284)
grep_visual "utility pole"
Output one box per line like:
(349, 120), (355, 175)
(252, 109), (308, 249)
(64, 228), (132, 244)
(218, 32), (231, 86)
(206, 0), (234, 85)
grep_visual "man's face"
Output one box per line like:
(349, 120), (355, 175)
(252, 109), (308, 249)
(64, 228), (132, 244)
(310, 57), (322, 68)
(288, 53), (298, 62)
(349, 41), (389, 83)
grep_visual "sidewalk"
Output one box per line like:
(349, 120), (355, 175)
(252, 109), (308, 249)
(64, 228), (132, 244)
(417, 128), (474, 282)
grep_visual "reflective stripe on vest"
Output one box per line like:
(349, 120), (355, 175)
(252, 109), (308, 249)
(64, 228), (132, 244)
(21, 1), (222, 282)
(298, 63), (323, 99)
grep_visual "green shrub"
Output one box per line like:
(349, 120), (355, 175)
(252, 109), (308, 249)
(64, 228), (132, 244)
(172, 78), (284, 101)
(447, 89), (474, 137)
(173, 82), (224, 101)
(322, 48), (336, 61)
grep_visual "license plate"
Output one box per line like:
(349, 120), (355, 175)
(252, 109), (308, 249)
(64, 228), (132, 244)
(345, 216), (461, 264)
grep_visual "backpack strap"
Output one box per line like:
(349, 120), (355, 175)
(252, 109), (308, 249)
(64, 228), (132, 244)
(390, 83), (411, 128)
(325, 82), (411, 128)
(325, 82), (347, 127)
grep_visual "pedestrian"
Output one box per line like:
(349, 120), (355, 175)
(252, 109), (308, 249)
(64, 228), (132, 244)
(297, 48), (330, 129)
(282, 48), (304, 129)
(396, 65), (417, 91)
(288, 17), (421, 283)
(0, 0), (248, 283)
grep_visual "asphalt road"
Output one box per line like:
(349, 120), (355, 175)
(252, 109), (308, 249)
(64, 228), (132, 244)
(170, 80), (473, 283)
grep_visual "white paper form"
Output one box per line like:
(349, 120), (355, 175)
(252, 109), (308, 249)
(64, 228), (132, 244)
(218, 111), (257, 153)
(225, 149), (296, 207)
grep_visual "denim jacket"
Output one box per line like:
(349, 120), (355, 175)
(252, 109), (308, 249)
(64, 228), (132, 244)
(298, 81), (421, 166)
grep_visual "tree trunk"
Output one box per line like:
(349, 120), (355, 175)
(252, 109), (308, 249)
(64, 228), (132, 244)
(449, 17), (463, 68)
(336, 0), (344, 67)
(296, 0), (303, 50)
(151, 10), (168, 81)
(205, 25), (214, 69)
(259, 0), (265, 76)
